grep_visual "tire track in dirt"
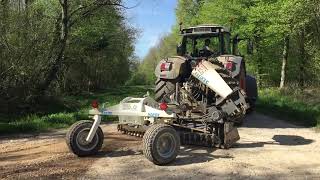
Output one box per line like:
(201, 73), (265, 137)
(0, 132), (93, 179)
(84, 113), (320, 179)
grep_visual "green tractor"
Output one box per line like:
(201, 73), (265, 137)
(155, 24), (257, 114)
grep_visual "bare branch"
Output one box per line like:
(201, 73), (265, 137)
(0, 35), (14, 53)
(69, 4), (90, 18)
(117, 0), (142, 9)
(0, 65), (14, 77)
(68, 0), (141, 27)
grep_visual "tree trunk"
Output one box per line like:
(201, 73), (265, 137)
(313, 0), (320, 43)
(0, 0), (9, 34)
(0, 0), (9, 75)
(37, 0), (69, 94)
(257, 53), (263, 87)
(254, 35), (262, 87)
(298, 29), (306, 89)
(280, 36), (289, 89)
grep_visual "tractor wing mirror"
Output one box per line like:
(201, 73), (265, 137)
(232, 34), (242, 55)
(232, 35), (254, 55)
(177, 44), (183, 56)
(232, 34), (242, 43)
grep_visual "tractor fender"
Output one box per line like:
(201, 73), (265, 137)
(217, 55), (244, 78)
(154, 56), (188, 80)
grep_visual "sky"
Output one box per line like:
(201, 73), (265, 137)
(124, 0), (177, 59)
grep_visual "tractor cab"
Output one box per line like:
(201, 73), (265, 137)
(177, 25), (233, 58)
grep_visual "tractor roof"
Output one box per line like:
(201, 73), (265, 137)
(180, 24), (230, 36)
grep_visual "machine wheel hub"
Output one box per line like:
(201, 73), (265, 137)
(76, 128), (99, 151)
(157, 133), (176, 158)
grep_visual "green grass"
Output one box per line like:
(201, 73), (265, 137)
(256, 87), (320, 128)
(0, 86), (154, 135)
(2, 85), (319, 134)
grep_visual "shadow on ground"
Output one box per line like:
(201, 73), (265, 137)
(170, 145), (233, 166)
(235, 135), (314, 148)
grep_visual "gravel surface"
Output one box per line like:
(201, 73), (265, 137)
(1, 112), (319, 179)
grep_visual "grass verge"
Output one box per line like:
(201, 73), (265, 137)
(2, 85), (319, 134)
(0, 86), (153, 135)
(256, 87), (320, 128)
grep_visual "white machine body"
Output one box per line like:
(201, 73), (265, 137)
(87, 96), (175, 142)
(192, 60), (233, 98)
(88, 97), (175, 122)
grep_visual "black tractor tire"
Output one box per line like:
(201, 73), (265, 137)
(245, 75), (258, 113)
(143, 124), (180, 165)
(155, 78), (179, 102)
(66, 120), (104, 157)
(237, 63), (246, 91)
(234, 63), (246, 126)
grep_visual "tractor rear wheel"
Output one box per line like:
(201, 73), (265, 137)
(66, 120), (104, 157)
(245, 75), (258, 113)
(155, 78), (179, 102)
(143, 124), (180, 165)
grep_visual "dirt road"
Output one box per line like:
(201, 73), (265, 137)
(1, 113), (319, 179)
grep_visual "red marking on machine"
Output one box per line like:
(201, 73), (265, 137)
(160, 63), (172, 71)
(225, 61), (234, 71)
(91, 100), (99, 109)
(159, 102), (168, 111)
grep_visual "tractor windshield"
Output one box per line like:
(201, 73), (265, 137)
(179, 33), (231, 57)
(187, 36), (220, 57)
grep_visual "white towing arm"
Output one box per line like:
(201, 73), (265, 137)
(86, 97), (175, 142)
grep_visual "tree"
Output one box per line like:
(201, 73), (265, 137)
(0, 0), (136, 113)
(280, 36), (289, 89)
(37, 0), (132, 94)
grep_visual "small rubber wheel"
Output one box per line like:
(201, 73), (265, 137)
(66, 120), (104, 157)
(143, 124), (180, 165)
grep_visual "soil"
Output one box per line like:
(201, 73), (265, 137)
(1, 112), (319, 179)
